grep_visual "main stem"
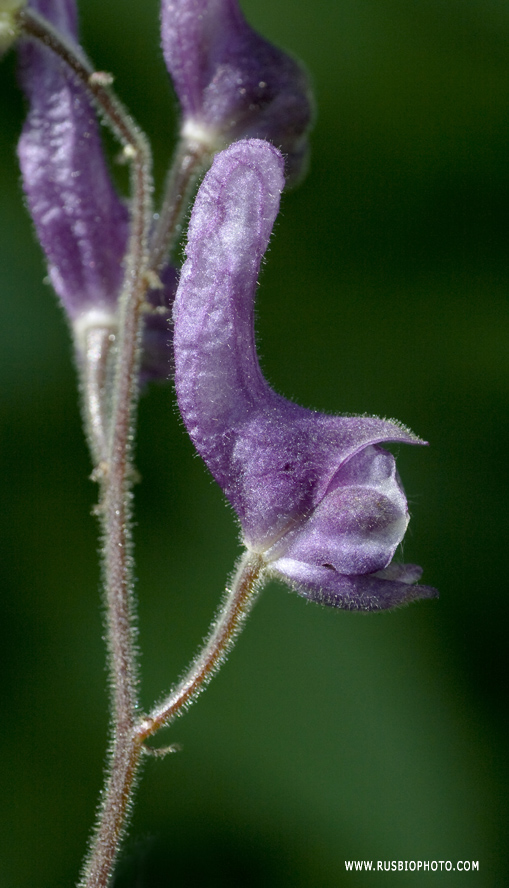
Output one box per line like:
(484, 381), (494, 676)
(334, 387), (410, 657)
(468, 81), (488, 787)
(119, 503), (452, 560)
(79, 75), (153, 888)
(16, 10), (153, 886)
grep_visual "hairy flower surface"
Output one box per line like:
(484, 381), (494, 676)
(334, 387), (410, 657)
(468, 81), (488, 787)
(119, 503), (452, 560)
(18, 0), (129, 321)
(17, 0), (174, 378)
(161, 0), (313, 184)
(174, 139), (437, 610)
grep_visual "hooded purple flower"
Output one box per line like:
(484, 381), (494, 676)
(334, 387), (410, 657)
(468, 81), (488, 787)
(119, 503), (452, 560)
(161, 0), (313, 184)
(17, 0), (175, 380)
(173, 139), (437, 611)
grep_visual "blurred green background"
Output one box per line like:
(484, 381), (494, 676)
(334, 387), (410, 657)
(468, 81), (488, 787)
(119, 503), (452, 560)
(1, 0), (508, 885)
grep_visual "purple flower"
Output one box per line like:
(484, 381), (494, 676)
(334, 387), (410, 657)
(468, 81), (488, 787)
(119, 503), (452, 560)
(161, 0), (313, 184)
(173, 139), (438, 611)
(17, 0), (174, 381)
(17, 0), (129, 323)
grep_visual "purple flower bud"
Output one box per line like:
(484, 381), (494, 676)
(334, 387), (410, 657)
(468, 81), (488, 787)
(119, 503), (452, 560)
(161, 0), (313, 184)
(174, 139), (438, 611)
(17, 0), (175, 384)
(17, 0), (129, 323)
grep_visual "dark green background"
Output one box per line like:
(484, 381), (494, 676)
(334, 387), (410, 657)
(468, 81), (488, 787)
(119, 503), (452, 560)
(1, 1), (508, 885)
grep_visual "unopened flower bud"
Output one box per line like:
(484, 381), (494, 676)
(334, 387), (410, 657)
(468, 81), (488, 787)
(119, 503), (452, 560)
(16, 0), (175, 384)
(161, 0), (313, 185)
(17, 0), (129, 323)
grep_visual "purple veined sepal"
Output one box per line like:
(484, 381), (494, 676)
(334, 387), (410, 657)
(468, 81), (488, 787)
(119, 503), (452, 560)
(173, 138), (438, 611)
(160, 0), (313, 185)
